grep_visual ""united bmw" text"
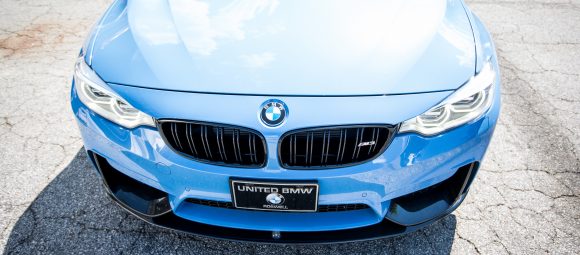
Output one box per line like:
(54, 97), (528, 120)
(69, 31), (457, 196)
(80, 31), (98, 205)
(236, 185), (314, 194)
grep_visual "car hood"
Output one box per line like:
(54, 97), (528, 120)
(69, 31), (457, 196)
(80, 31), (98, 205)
(89, 0), (475, 96)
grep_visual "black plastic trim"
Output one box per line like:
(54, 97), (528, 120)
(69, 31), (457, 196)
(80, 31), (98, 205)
(91, 152), (172, 217)
(185, 198), (370, 213)
(386, 162), (479, 226)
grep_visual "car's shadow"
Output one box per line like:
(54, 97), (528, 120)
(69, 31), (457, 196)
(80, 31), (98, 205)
(4, 148), (457, 254)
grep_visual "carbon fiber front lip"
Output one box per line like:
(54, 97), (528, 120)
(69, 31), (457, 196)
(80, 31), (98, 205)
(106, 191), (449, 244)
(103, 181), (470, 244)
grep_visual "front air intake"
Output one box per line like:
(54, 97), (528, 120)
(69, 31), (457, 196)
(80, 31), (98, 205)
(185, 198), (370, 213)
(158, 120), (267, 168)
(278, 125), (397, 169)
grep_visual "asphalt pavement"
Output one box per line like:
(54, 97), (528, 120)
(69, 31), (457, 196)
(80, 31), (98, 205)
(0, 0), (579, 254)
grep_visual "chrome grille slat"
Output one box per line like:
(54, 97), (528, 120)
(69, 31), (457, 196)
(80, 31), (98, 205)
(320, 131), (326, 164)
(305, 132), (310, 166)
(309, 132), (314, 165)
(185, 124), (198, 157)
(352, 128), (361, 160)
(252, 135), (258, 163)
(232, 129), (240, 162)
(288, 135), (294, 165)
(337, 129), (346, 164)
(159, 121), (266, 168)
(216, 127), (226, 161)
(247, 135), (254, 164)
(324, 131), (331, 164)
(293, 134), (297, 164)
(200, 126), (213, 160)
(356, 128), (365, 159)
(370, 128), (379, 153)
(171, 122), (183, 150)
(279, 125), (396, 170)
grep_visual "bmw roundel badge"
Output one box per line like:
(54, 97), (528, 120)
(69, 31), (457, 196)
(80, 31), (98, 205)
(259, 99), (288, 127)
(266, 192), (285, 205)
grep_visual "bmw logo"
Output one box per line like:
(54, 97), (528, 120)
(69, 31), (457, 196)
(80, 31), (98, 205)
(259, 99), (288, 127)
(266, 192), (285, 205)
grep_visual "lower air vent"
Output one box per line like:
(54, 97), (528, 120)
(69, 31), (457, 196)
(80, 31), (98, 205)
(185, 198), (369, 213)
(316, 203), (370, 212)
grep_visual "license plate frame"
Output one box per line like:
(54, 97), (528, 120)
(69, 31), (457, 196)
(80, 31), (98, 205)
(230, 179), (319, 212)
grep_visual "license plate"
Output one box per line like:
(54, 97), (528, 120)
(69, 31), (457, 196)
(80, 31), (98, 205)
(230, 180), (319, 212)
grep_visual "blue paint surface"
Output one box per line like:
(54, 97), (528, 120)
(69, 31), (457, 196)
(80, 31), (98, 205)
(72, 0), (500, 232)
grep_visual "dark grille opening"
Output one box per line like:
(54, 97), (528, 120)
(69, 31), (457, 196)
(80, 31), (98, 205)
(186, 198), (235, 209)
(90, 152), (171, 217)
(279, 125), (396, 169)
(387, 162), (479, 226)
(185, 198), (369, 213)
(159, 121), (267, 168)
(317, 203), (370, 212)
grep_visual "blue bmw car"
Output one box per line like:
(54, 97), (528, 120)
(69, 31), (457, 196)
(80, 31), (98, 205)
(71, 0), (500, 243)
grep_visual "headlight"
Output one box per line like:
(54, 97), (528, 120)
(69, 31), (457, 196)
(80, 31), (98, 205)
(399, 61), (496, 136)
(74, 56), (155, 129)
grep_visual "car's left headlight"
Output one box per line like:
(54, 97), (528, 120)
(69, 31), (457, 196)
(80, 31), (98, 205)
(399, 60), (497, 136)
(74, 56), (155, 129)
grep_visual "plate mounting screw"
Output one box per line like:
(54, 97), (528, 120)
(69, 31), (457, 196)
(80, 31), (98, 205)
(272, 231), (281, 240)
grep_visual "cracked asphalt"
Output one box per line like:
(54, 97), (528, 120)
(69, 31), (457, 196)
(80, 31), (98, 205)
(0, 0), (579, 254)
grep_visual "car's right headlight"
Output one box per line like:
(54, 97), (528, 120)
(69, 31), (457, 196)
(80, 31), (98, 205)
(399, 61), (497, 136)
(74, 56), (155, 129)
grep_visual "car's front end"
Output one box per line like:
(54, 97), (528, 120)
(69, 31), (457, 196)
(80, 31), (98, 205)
(71, 0), (500, 243)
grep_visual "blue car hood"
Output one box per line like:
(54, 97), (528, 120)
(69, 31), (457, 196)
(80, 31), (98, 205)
(89, 0), (475, 96)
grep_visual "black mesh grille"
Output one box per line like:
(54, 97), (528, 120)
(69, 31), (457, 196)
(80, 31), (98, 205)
(186, 198), (235, 209)
(317, 203), (370, 212)
(185, 198), (369, 213)
(279, 125), (396, 169)
(159, 121), (266, 168)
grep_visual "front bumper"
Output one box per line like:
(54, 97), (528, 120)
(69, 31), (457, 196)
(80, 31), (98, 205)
(71, 78), (500, 243)
(90, 150), (478, 243)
